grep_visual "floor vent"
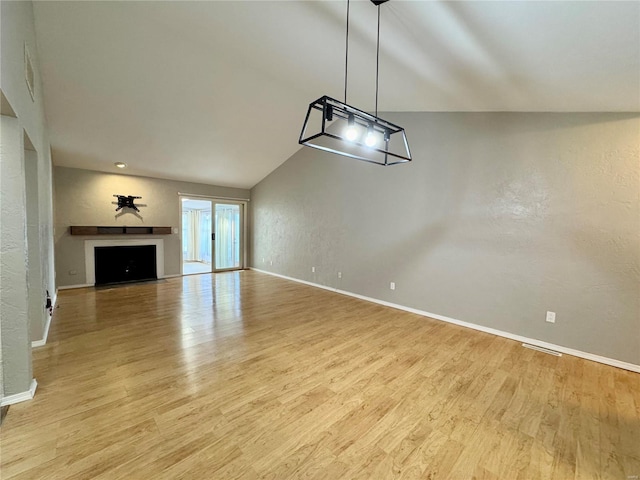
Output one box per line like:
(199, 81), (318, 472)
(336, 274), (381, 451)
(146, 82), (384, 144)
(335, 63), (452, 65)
(522, 343), (562, 356)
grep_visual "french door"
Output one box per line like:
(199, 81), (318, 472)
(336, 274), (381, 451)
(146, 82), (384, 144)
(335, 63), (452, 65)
(212, 202), (243, 271)
(181, 197), (244, 274)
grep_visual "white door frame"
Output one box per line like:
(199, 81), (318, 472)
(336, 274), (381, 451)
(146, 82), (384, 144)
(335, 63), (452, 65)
(179, 195), (247, 275)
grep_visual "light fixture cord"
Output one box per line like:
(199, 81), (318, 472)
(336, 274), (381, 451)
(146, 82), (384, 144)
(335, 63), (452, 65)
(344, 0), (350, 104)
(375, 4), (380, 117)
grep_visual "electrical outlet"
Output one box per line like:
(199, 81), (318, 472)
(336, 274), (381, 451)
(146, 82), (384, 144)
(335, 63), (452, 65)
(546, 311), (556, 323)
(337, 272), (342, 279)
(390, 282), (395, 290)
(270, 260), (273, 266)
(311, 266), (315, 273)
(69, 270), (77, 275)
(262, 257), (265, 263)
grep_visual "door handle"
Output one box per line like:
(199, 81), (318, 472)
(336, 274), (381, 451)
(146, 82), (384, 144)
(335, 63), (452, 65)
(211, 233), (215, 241)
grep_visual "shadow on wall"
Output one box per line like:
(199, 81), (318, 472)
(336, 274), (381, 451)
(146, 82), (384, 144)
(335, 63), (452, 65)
(351, 113), (640, 294)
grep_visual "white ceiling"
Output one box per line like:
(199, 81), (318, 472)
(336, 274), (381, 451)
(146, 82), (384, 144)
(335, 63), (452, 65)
(33, 1), (640, 189)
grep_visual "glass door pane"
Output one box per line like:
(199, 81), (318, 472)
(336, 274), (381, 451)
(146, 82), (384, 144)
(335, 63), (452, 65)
(214, 203), (242, 270)
(181, 198), (213, 275)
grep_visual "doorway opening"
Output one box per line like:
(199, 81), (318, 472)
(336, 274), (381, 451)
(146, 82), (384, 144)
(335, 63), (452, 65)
(24, 131), (45, 343)
(180, 197), (244, 275)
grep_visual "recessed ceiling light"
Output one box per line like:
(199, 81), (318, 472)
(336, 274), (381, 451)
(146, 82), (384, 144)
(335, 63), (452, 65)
(114, 162), (127, 168)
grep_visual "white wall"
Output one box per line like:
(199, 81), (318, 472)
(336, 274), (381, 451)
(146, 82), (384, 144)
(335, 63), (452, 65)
(25, 149), (45, 342)
(1, 116), (32, 397)
(1, 0), (56, 399)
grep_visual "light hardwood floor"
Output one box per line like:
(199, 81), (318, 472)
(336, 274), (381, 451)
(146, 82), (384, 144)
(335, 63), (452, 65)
(1, 271), (638, 479)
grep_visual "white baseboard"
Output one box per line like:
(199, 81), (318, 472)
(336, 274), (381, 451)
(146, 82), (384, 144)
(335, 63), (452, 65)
(31, 314), (51, 348)
(1, 379), (38, 406)
(31, 290), (57, 347)
(250, 268), (640, 374)
(57, 283), (92, 290)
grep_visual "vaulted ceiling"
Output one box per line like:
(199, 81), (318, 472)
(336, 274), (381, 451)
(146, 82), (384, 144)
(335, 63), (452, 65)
(33, 1), (640, 189)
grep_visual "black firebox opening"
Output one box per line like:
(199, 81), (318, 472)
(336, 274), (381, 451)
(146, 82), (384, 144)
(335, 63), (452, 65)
(94, 245), (157, 285)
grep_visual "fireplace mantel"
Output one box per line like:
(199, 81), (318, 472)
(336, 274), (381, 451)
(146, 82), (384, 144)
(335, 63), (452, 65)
(70, 226), (171, 235)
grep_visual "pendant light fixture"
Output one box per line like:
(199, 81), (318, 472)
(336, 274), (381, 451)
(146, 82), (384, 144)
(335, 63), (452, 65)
(299, 0), (411, 166)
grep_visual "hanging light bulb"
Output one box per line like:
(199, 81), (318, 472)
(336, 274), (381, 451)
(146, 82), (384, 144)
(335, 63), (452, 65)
(344, 114), (358, 141)
(345, 127), (358, 141)
(365, 125), (377, 147)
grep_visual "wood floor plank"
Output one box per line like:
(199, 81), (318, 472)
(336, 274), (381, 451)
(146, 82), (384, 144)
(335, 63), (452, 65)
(1, 271), (638, 479)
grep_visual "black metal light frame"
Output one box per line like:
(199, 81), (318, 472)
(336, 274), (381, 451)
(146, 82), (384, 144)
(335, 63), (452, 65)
(298, 0), (411, 166)
(299, 95), (411, 166)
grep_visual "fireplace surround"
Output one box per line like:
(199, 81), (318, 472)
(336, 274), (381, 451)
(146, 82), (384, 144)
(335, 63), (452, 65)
(94, 245), (157, 285)
(84, 239), (164, 285)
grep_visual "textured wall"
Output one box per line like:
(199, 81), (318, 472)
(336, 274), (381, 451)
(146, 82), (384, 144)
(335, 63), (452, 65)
(1, 0), (56, 397)
(251, 112), (640, 365)
(25, 149), (45, 342)
(54, 167), (250, 287)
(0, 323), (3, 398)
(1, 117), (32, 396)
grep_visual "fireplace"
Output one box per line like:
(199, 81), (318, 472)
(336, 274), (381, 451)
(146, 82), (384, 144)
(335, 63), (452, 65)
(84, 239), (165, 286)
(95, 245), (157, 285)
